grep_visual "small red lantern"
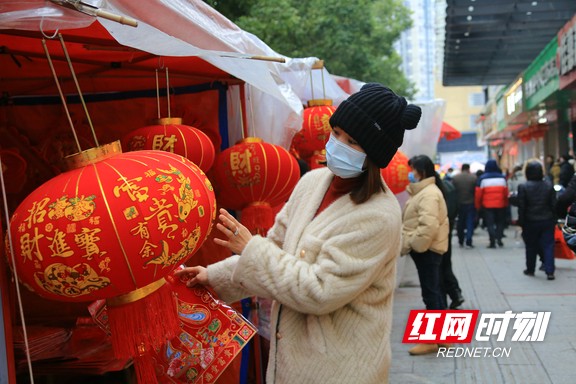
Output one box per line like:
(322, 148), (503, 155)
(6, 141), (217, 381)
(381, 150), (410, 194)
(122, 117), (216, 172)
(211, 138), (300, 235)
(291, 99), (336, 161)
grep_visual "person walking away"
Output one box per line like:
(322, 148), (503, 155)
(517, 160), (556, 280)
(507, 164), (526, 225)
(558, 154), (574, 188)
(440, 175), (465, 309)
(452, 163), (477, 248)
(475, 159), (509, 248)
(545, 155), (560, 185)
(175, 83), (422, 384)
(402, 155), (449, 355)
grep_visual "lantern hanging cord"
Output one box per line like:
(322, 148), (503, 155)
(155, 69), (161, 119)
(0, 156), (36, 384)
(309, 69), (315, 101)
(58, 33), (99, 147)
(165, 67), (171, 119)
(41, 38), (82, 153)
(248, 86), (256, 138)
(49, 0), (138, 27)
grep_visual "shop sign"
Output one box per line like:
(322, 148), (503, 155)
(524, 38), (559, 109)
(504, 78), (523, 121)
(558, 14), (576, 89)
(496, 96), (506, 131)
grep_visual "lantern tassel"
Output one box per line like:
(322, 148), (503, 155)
(133, 354), (159, 384)
(106, 279), (179, 359)
(241, 202), (275, 236)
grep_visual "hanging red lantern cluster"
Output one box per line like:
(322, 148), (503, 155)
(211, 137), (300, 235)
(290, 99), (335, 170)
(122, 117), (216, 172)
(6, 142), (217, 382)
(381, 150), (410, 194)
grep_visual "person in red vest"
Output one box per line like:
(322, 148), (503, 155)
(475, 159), (509, 248)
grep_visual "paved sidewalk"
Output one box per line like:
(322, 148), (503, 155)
(389, 226), (576, 384)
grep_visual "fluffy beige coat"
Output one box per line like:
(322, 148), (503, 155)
(207, 167), (402, 384)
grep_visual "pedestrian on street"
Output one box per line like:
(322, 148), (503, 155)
(402, 154), (450, 355)
(439, 175), (465, 309)
(175, 83), (422, 383)
(517, 159), (557, 280)
(507, 164), (526, 225)
(558, 154), (574, 188)
(475, 159), (509, 248)
(452, 163), (477, 248)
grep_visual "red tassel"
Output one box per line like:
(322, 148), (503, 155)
(106, 279), (179, 359)
(241, 202), (274, 235)
(133, 354), (159, 384)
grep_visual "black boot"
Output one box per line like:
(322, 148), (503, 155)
(449, 290), (465, 309)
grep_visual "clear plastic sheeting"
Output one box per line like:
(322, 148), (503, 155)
(0, 0), (441, 150)
(0, 0), (96, 31)
(401, 99), (446, 159)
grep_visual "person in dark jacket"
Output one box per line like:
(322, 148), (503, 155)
(475, 159), (509, 248)
(452, 163), (477, 248)
(557, 172), (576, 218)
(558, 154), (574, 188)
(517, 159), (557, 280)
(440, 177), (465, 309)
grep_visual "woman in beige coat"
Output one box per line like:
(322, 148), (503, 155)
(402, 155), (450, 355)
(176, 83), (422, 383)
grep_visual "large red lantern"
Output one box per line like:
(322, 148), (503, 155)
(211, 137), (300, 235)
(290, 99), (335, 164)
(122, 117), (216, 172)
(6, 141), (217, 382)
(381, 150), (410, 194)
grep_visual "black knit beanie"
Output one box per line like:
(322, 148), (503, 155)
(329, 83), (422, 168)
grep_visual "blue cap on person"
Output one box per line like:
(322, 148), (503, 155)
(329, 83), (422, 168)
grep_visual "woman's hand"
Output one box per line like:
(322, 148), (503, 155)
(173, 266), (208, 287)
(213, 208), (252, 255)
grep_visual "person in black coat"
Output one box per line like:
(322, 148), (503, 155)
(558, 154), (574, 188)
(557, 172), (576, 218)
(517, 160), (557, 280)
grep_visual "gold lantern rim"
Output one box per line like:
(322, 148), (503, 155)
(64, 140), (123, 170)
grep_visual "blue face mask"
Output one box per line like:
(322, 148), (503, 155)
(325, 134), (367, 178)
(408, 171), (417, 183)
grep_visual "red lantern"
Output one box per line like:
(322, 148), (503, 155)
(308, 150), (327, 170)
(122, 117), (216, 172)
(6, 141), (217, 381)
(290, 99), (335, 160)
(211, 137), (300, 235)
(381, 150), (410, 194)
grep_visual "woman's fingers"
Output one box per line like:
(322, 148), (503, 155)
(173, 266), (208, 286)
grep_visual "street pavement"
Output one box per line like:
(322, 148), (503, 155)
(389, 225), (576, 384)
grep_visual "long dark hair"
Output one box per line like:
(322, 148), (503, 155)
(350, 158), (385, 204)
(408, 155), (447, 197)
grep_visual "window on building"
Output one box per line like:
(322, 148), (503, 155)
(469, 92), (485, 107)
